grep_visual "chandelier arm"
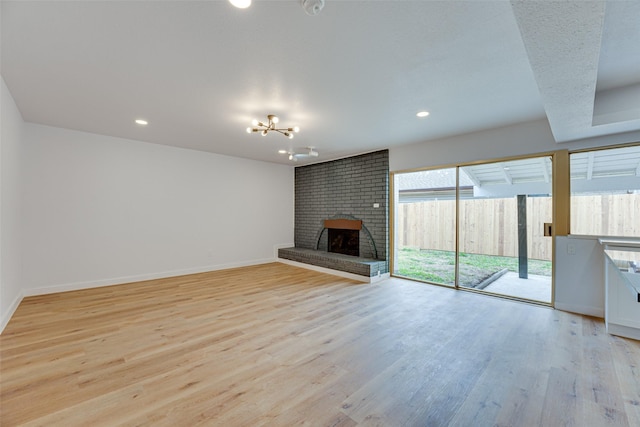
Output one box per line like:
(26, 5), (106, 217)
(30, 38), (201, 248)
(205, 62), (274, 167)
(249, 115), (298, 138)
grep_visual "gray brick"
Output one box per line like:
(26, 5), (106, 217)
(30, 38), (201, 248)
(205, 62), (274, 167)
(292, 150), (389, 273)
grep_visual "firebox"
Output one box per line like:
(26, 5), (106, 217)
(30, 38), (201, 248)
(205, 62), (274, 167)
(324, 218), (363, 257)
(328, 228), (359, 256)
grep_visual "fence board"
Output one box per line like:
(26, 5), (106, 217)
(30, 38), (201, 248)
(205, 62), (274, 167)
(571, 194), (640, 237)
(397, 195), (640, 262)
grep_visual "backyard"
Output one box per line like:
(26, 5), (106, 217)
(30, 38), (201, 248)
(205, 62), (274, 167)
(395, 248), (552, 287)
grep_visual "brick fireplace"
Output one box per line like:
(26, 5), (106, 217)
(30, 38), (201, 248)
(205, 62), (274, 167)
(278, 150), (389, 279)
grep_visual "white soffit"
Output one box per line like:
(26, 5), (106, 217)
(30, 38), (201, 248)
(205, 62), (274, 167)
(511, 0), (640, 143)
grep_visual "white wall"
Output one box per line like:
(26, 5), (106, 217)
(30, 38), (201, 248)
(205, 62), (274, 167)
(21, 124), (294, 295)
(389, 118), (640, 317)
(1, 77), (24, 331)
(554, 236), (605, 317)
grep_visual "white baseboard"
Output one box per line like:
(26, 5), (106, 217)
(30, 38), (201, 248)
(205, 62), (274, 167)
(23, 258), (276, 297)
(606, 323), (640, 341)
(1, 291), (24, 335)
(277, 258), (390, 283)
(554, 302), (604, 319)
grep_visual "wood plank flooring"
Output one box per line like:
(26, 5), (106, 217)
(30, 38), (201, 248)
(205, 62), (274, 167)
(1, 262), (639, 426)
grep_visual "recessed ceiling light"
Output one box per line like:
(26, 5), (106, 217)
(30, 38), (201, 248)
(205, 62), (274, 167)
(229, 0), (251, 9)
(416, 111), (430, 118)
(278, 150), (287, 154)
(135, 119), (148, 125)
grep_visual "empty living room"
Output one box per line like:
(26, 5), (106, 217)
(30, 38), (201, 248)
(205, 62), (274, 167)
(2, 1), (640, 426)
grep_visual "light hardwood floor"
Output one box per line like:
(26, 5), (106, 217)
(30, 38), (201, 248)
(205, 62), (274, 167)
(1, 263), (639, 426)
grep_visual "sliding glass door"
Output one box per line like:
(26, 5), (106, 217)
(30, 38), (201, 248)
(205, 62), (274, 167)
(393, 155), (553, 304)
(458, 157), (552, 303)
(394, 168), (457, 287)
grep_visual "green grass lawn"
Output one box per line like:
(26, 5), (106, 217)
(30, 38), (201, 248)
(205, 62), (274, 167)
(396, 248), (552, 287)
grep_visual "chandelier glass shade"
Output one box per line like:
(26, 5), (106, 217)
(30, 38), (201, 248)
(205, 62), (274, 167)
(246, 115), (300, 139)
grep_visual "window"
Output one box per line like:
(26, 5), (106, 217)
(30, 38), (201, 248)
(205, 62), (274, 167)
(570, 145), (640, 237)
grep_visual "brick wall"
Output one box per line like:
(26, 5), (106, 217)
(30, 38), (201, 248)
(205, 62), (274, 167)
(294, 150), (389, 272)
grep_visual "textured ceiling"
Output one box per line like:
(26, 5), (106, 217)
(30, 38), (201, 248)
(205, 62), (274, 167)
(2, 1), (639, 165)
(512, 0), (640, 143)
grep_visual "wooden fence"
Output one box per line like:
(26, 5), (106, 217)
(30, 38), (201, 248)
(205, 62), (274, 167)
(571, 194), (640, 237)
(397, 194), (640, 262)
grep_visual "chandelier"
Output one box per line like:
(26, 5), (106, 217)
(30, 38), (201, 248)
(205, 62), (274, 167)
(246, 115), (300, 139)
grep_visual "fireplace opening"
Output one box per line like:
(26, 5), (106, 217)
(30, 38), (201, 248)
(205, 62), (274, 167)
(328, 228), (359, 257)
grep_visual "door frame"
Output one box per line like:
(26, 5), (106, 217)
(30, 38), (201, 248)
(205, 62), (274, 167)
(390, 150), (569, 307)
